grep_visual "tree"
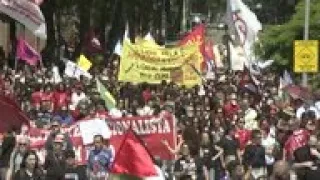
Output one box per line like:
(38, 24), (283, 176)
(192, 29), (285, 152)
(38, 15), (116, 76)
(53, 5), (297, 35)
(257, 0), (320, 70)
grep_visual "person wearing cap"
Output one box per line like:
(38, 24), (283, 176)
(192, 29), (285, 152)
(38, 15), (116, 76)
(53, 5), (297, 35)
(6, 135), (30, 180)
(87, 134), (114, 180)
(64, 149), (87, 180)
(45, 119), (73, 152)
(44, 133), (67, 180)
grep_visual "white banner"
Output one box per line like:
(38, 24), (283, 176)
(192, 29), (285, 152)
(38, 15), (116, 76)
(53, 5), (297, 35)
(0, 0), (46, 39)
(79, 119), (111, 145)
(63, 58), (92, 79)
(227, 0), (262, 61)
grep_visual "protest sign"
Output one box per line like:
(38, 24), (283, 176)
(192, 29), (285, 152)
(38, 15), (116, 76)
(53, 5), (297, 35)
(118, 40), (202, 87)
(29, 112), (176, 164)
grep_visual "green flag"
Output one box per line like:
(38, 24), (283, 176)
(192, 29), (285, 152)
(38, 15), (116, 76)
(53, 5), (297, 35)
(96, 79), (116, 110)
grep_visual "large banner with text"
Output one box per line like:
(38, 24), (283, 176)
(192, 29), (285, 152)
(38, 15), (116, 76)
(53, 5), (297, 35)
(118, 40), (202, 87)
(28, 112), (176, 164)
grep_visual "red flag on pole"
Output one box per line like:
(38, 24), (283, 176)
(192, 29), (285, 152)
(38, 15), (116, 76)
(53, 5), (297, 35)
(16, 38), (41, 66)
(179, 23), (205, 55)
(110, 129), (157, 178)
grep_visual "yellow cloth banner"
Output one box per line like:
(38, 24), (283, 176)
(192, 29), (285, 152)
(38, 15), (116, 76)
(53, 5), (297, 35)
(118, 40), (202, 87)
(77, 54), (92, 71)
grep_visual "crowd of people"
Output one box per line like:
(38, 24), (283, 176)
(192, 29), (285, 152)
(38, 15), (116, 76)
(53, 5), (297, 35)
(1, 51), (320, 180)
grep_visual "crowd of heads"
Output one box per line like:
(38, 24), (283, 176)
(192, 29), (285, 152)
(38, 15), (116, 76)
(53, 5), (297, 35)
(1, 52), (320, 179)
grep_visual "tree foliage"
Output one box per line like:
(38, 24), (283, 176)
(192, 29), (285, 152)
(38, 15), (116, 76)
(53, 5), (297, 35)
(257, 0), (320, 70)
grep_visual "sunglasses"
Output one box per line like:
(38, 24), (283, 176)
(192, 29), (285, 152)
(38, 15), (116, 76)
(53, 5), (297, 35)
(19, 143), (27, 146)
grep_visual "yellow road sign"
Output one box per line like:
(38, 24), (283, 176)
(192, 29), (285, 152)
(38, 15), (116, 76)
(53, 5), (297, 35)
(294, 40), (318, 73)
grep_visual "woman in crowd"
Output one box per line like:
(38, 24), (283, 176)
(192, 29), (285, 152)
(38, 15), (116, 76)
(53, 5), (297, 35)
(12, 150), (44, 180)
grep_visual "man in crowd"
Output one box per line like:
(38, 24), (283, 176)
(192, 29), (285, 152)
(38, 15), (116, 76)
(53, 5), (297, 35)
(44, 133), (68, 180)
(88, 134), (114, 180)
(0, 127), (17, 180)
(243, 129), (267, 179)
(6, 135), (30, 180)
(64, 149), (87, 180)
(45, 119), (73, 152)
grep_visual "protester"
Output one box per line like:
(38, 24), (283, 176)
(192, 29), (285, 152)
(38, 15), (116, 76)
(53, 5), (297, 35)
(1, 37), (320, 180)
(6, 136), (30, 180)
(243, 129), (267, 179)
(174, 144), (199, 180)
(87, 134), (114, 180)
(44, 133), (67, 180)
(45, 120), (73, 151)
(64, 149), (87, 180)
(270, 160), (291, 180)
(12, 150), (44, 180)
(0, 127), (17, 180)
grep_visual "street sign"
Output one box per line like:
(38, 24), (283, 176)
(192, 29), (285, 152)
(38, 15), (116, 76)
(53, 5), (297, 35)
(294, 40), (318, 73)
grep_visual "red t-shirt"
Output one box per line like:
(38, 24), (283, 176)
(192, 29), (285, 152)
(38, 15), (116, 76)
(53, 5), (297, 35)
(53, 91), (69, 110)
(284, 129), (310, 159)
(31, 91), (43, 106)
(223, 102), (240, 119)
(234, 129), (252, 151)
(41, 92), (54, 102)
(142, 89), (152, 103)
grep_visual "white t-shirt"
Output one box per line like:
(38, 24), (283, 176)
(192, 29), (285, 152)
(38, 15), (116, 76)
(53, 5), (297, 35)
(70, 92), (86, 110)
(262, 134), (276, 165)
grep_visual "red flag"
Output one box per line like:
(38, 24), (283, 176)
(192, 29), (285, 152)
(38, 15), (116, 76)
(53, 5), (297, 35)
(16, 38), (41, 66)
(110, 129), (157, 178)
(0, 94), (30, 133)
(179, 23), (205, 54)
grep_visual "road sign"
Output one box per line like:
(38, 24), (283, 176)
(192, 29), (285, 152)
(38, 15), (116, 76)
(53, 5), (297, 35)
(294, 40), (318, 73)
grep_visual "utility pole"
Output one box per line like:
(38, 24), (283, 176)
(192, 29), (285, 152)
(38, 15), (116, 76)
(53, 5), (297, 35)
(302, 0), (310, 87)
(182, 0), (189, 33)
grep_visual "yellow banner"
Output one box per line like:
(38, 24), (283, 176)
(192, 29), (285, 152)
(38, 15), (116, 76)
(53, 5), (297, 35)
(118, 40), (202, 87)
(294, 40), (318, 73)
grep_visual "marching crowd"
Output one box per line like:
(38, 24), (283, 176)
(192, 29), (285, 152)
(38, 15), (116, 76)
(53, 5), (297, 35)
(1, 52), (320, 180)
